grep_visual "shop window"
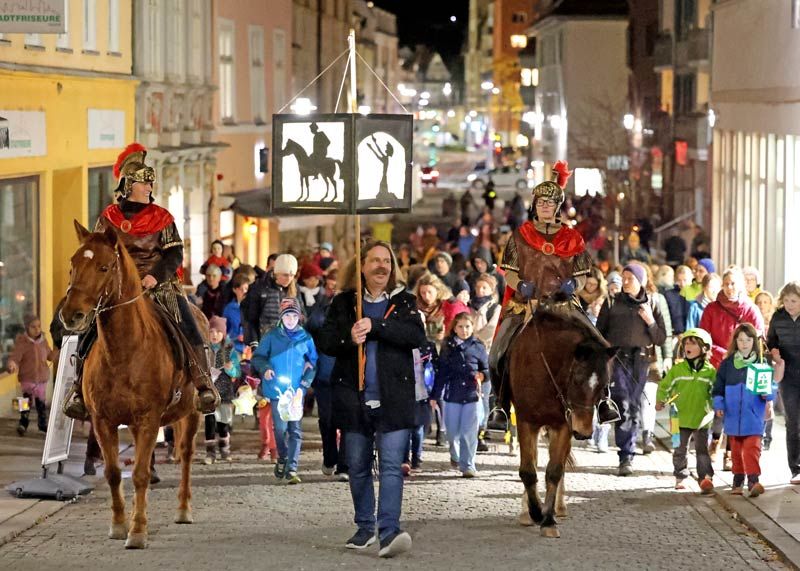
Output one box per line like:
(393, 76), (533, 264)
(0, 177), (39, 369)
(88, 167), (115, 227)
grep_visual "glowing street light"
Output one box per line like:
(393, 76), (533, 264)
(623, 113), (635, 130)
(291, 97), (317, 115)
(481, 81), (494, 91)
(443, 82), (452, 96)
(491, 87), (500, 95)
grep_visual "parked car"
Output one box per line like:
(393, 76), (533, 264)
(466, 165), (532, 190)
(420, 165), (439, 186)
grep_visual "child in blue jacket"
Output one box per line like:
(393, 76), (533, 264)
(432, 312), (488, 478)
(713, 323), (775, 497)
(252, 298), (317, 484)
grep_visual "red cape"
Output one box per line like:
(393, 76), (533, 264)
(102, 203), (175, 236)
(517, 221), (585, 258)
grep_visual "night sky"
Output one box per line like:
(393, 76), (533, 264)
(371, 0), (469, 67)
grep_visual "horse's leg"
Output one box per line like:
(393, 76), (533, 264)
(93, 420), (127, 540)
(556, 475), (568, 518)
(540, 423), (571, 538)
(175, 411), (199, 524)
(125, 420), (159, 549)
(517, 420), (542, 526)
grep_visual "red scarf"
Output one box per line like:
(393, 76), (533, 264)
(517, 221), (585, 258)
(102, 203), (175, 236)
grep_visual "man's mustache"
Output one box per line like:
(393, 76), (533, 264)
(370, 269), (390, 276)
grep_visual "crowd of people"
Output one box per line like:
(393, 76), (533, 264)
(6, 144), (800, 560)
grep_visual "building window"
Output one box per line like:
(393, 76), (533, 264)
(108, 0), (120, 53)
(675, 73), (696, 114)
(24, 34), (42, 47)
(56, 0), (70, 49)
(166, 0), (185, 78)
(510, 34), (527, 49)
(511, 12), (527, 24)
(675, 0), (696, 40)
(273, 29), (287, 114)
(88, 167), (114, 228)
(521, 68), (539, 87)
(218, 19), (236, 122)
(0, 177), (39, 369)
(249, 26), (266, 124)
(145, 0), (164, 77)
(83, 0), (97, 50)
(188, 0), (204, 80)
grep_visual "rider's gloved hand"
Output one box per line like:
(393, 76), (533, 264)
(559, 278), (577, 296)
(517, 280), (536, 301)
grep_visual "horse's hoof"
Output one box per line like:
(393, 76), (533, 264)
(540, 526), (560, 539)
(125, 532), (148, 549)
(518, 511), (535, 526)
(108, 523), (128, 540)
(175, 509), (193, 524)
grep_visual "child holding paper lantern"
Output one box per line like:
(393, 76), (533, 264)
(713, 323), (775, 497)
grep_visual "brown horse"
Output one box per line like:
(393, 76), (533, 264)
(508, 309), (616, 538)
(59, 221), (202, 549)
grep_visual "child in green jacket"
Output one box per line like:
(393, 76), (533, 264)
(656, 328), (717, 493)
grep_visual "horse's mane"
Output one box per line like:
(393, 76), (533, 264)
(531, 308), (609, 348)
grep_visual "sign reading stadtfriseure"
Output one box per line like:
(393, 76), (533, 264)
(0, 0), (65, 34)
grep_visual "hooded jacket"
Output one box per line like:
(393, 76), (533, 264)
(712, 354), (775, 436)
(596, 290), (667, 350)
(467, 251), (506, 300)
(657, 359), (716, 429)
(251, 323), (317, 400)
(699, 293), (764, 368)
(432, 335), (489, 404)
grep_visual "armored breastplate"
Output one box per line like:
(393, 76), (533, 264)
(515, 231), (574, 299)
(96, 217), (163, 279)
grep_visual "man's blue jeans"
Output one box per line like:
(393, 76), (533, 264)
(345, 420), (410, 541)
(270, 400), (303, 473)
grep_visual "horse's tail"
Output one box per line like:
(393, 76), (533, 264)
(334, 159), (343, 179)
(565, 451), (576, 471)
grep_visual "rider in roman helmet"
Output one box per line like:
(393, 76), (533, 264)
(62, 143), (220, 420)
(489, 160), (618, 421)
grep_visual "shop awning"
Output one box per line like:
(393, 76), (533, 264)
(222, 187), (272, 218)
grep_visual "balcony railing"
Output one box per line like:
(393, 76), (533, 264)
(687, 28), (710, 65)
(653, 33), (672, 71)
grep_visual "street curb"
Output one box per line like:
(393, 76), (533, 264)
(653, 419), (800, 570)
(0, 499), (71, 548)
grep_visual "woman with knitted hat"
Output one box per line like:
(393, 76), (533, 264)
(251, 298), (317, 484)
(243, 253), (303, 347)
(597, 262), (667, 476)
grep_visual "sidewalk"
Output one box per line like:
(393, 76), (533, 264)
(654, 412), (800, 568)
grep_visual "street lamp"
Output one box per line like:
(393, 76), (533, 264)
(623, 113), (635, 131)
(291, 97), (317, 115)
(481, 81), (494, 91)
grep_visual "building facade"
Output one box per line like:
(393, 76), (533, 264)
(526, 2), (629, 183)
(133, 0), (222, 286)
(463, 0), (494, 149)
(653, 0), (713, 224)
(710, 0), (800, 292)
(0, 0), (137, 411)
(212, 0), (292, 269)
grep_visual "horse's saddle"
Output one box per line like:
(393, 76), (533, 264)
(150, 301), (195, 380)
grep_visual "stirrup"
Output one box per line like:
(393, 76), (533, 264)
(597, 398), (621, 424)
(63, 394), (91, 421)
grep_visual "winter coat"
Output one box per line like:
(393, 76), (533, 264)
(685, 294), (713, 331)
(657, 359), (716, 429)
(251, 324), (317, 400)
(467, 252), (507, 300)
(654, 291), (675, 375)
(767, 308), (800, 385)
(699, 293), (764, 368)
(712, 355), (775, 436)
(9, 334), (53, 383)
(662, 285), (688, 335)
(222, 299), (245, 354)
(242, 271), (304, 345)
(680, 282), (703, 302)
(210, 339), (240, 403)
(317, 287), (426, 433)
(470, 296), (501, 351)
(433, 335), (489, 404)
(596, 290), (667, 350)
(306, 291), (336, 385)
(200, 284), (225, 320)
(437, 270), (469, 297)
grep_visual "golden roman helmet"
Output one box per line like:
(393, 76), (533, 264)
(531, 160), (571, 208)
(113, 142), (155, 200)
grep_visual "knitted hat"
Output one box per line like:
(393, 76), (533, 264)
(274, 253), (298, 276)
(320, 242), (333, 253)
(434, 251), (453, 267)
(299, 262), (324, 282)
(279, 298), (302, 319)
(623, 264), (647, 286)
(208, 315), (227, 334)
(697, 258), (716, 274)
(607, 271), (623, 288)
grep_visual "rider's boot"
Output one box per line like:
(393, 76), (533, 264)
(191, 344), (220, 414)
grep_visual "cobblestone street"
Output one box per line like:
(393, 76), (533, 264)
(0, 431), (788, 571)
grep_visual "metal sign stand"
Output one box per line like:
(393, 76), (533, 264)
(6, 335), (94, 500)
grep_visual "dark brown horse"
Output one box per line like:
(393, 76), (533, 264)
(508, 309), (616, 538)
(60, 221), (202, 549)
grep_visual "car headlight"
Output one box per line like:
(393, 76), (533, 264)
(467, 173), (477, 182)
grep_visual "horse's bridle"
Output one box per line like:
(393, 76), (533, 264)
(63, 245), (144, 327)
